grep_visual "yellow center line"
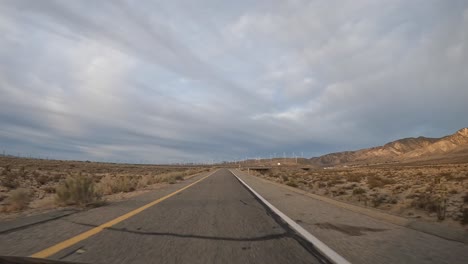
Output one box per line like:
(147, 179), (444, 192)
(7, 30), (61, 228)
(30, 170), (217, 259)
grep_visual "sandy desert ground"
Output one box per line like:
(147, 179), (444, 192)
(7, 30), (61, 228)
(244, 163), (468, 228)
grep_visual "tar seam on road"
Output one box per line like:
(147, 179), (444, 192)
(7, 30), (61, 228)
(0, 210), (78, 235)
(29, 170), (217, 259)
(230, 169), (351, 264)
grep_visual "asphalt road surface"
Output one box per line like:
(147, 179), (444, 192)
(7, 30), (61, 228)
(1, 169), (328, 264)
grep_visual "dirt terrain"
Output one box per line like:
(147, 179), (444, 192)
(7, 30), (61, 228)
(0, 156), (210, 219)
(245, 163), (468, 228)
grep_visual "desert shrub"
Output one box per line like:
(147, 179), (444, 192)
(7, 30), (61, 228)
(334, 188), (346, 196)
(439, 171), (455, 181)
(371, 194), (398, 207)
(98, 175), (114, 195)
(285, 181), (298, 188)
(343, 183), (357, 190)
(56, 175), (99, 206)
(439, 171), (452, 178)
(410, 193), (446, 218)
(388, 197), (398, 204)
(36, 174), (50, 185)
(113, 176), (137, 192)
(367, 175), (384, 188)
(156, 171), (189, 184)
(32, 170), (40, 177)
(52, 174), (64, 182)
(367, 175), (396, 189)
(4, 188), (30, 211)
(281, 175), (289, 182)
(297, 179), (307, 185)
(1, 172), (19, 189)
(371, 195), (386, 207)
(98, 175), (137, 194)
(463, 193), (468, 204)
(2, 165), (11, 173)
(137, 175), (153, 188)
(42, 186), (56, 193)
(269, 172), (280, 178)
(166, 176), (177, 184)
(328, 175), (345, 186)
(347, 173), (363, 182)
(353, 187), (366, 195)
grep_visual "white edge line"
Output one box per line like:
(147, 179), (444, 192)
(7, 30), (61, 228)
(230, 169), (351, 264)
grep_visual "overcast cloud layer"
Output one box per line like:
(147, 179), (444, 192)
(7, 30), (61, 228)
(0, 0), (467, 163)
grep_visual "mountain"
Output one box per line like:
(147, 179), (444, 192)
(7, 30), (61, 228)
(310, 128), (468, 166)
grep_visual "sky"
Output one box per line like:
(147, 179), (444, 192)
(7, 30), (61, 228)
(0, 0), (467, 163)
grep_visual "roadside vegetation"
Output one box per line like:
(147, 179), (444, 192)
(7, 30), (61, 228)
(244, 164), (468, 226)
(0, 156), (210, 215)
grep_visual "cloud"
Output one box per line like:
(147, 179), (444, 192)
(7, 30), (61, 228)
(0, 0), (467, 162)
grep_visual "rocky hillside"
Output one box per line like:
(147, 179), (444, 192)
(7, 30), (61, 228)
(310, 128), (468, 166)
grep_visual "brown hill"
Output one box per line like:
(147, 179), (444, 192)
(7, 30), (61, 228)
(310, 128), (468, 166)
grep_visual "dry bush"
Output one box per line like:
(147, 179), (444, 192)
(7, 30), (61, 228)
(98, 175), (137, 194)
(333, 188), (346, 196)
(327, 175), (345, 186)
(137, 175), (153, 188)
(439, 171), (452, 178)
(18, 166), (26, 176)
(56, 175), (99, 206)
(36, 174), (50, 185)
(98, 175), (114, 195)
(2, 164), (11, 173)
(52, 174), (64, 182)
(174, 174), (184, 181)
(371, 194), (386, 207)
(367, 175), (396, 189)
(113, 176), (137, 192)
(3, 188), (30, 212)
(410, 193), (446, 216)
(1, 171), (19, 189)
(347, 173), (363, 182)
(41, 186), (56, 194)
(269, 171), (280, 178)
(157, 171), (189, 184)
(297, 179), (308, 185)
(166, 176), (177, 184)
(352, 187), (366, 195)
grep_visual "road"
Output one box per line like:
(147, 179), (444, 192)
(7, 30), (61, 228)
(0, 169), (329, 264)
